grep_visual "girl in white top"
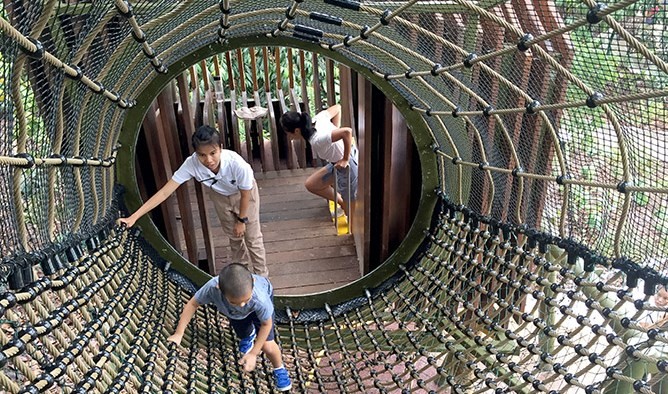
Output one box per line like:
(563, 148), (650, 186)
(279, 104), (358, 218)
(118, 125), (268, 276)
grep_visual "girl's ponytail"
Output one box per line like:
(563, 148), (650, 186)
(300, 112), (315, 141)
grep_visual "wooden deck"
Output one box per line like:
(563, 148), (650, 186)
(175, 168), (361, 295)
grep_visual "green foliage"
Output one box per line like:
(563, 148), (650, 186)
(550, 1), (668, 260)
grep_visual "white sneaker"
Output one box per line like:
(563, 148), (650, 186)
(331, 206), (345, 218)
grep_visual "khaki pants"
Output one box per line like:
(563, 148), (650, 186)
(207, 183), (268, 277)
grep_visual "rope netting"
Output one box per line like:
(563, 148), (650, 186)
(1, 0), (667, 392)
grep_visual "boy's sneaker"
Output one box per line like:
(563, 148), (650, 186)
(239, 328), (256, 355)
(273, 366), (292, 391)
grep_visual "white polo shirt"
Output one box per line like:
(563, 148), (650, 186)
(172, 149), (254, 196)
(310, 110), (345, 163)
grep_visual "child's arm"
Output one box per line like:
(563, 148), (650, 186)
(325, 104), (342, 128)
(239, 317), (273, 372)
(167, 296), (200, 346)
(331, 127), (353, 169)
(118, 179), (180, 228)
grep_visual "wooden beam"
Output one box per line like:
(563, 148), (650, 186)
(355, 74), (372, 275)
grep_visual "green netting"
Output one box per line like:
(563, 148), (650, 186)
(1, 0), (668, 393)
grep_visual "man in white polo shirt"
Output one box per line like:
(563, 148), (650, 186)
(118, 125), (268, 277)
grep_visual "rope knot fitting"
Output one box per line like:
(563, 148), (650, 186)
(587, 3), (607, 24)
(219, 17), (232, 29)
(555, 174), (570, 185)
(20, 37), (45, 59)
(72, 156), (88, 167)
(109, 91), (121, 103)
(483, 105), (494, 117)
(285, 6), (295, 20)
(14, 153), (35, 169)
(452, 106), (460, 117)
(517, 33), (534, 52)
(616, 180), (631, 193)
(463, 53), (477, 68)
(360, 25), (370, 39)
(586, 92), (603, 108)
(657, 360), (668, 373)
(65, 65), (83, 80)
(380, 10), (391, 25)
(219, 2), (231, 14)
(155, 63), (169, 74)
(90, 81), (105, 94)
(49, 154), (67, 166)
(526, 100), (540, 114)
(131, 29), (146, 43)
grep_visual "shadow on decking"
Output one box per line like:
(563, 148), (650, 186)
(176, 168), (361, 295)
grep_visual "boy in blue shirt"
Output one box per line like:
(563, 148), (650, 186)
(167, 263), (291, 391)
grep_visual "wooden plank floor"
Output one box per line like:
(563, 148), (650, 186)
(174, 168), (361, 295)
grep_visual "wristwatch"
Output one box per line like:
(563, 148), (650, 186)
(237, 216), (249, 224)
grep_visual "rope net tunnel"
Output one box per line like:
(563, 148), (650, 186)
(1, 0), (668, 393)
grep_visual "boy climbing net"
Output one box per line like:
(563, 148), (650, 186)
(167, 263), (292, 391)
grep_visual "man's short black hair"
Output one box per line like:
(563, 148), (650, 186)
(218, 263), (253, 299)
(192, 125), (222, 150)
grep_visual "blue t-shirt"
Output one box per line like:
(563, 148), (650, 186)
(194, 275), (274, 322)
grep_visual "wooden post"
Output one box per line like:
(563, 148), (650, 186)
(156, 88), (199, 266)
(263, 47), (280, 171)
(225, 51), (242, 154)
(312, 52), (324, 167)
(177, 73), (216, 274)
(236, 49), (254, 165)
(141, 101), (183, 254)
(354, 72), (371, 274)
(275, 47), (296, 170)
(249, 48), (268, 171)
(287, 48), (306, 168)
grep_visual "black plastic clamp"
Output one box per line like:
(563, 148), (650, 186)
(116, 1), (133, 17)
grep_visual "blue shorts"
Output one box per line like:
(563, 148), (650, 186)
(229, 312), (275, 341)
(228, 290), (275, 341)
(322, 146), (358, 203)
